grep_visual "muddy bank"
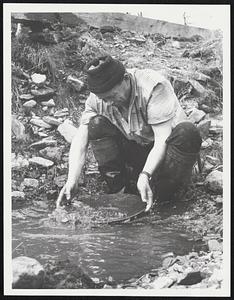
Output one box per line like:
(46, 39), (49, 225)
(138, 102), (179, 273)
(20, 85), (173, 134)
(11, 14), (223, 289)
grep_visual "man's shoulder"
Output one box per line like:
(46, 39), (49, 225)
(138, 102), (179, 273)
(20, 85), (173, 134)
(127, 68), (167, 85)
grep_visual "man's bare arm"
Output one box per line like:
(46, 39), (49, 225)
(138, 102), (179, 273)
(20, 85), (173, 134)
(56, 124), (89, 207)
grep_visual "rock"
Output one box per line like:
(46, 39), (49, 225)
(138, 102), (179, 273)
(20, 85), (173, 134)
(39, 146), (63, 161)
(203, 161), (214, 172)
(54, 108), (69, 118)
(12, 256), (45, 289)
(31, 87), (55, 100)
(188, 108), (206, 124)
(209, 127), (223, 134)
(162, 257), (175, 269)
(67, 75), (85, 92)
(100, 25), (115, 34)
(189, 79), (206, 96)
(127, 36), (146, 44)
(208, 268), (223, 284)
(213, 195), (223, 204)
(42, 106), (48, 111)
(151, 276), (175, 288)
(197, 120), (211, 140)
(12, 115), (26, 141)
(29, 157), (54, 168)
(206, 155), (220, 165)
(22, 178), (39, 188)
(30, 118), (52, 129)
(42, 116), (62, 126)
(31, 73), (46, 85)
(161, 252), (174, 259)
(30, 137), (57, 149)
(23, 100), (37, 108)
(57, 119), (77, 143)
(201, 138), (213, 149)
(178, 271), (204, 286)
(12, 153), (29, 169)
(19, 94), (34, 101)
(200, 104), (213, 113)
(40, 99), (55, 107)
(208, 239), (222, 252)
(38, 132), (49, 138)
(12, 191), (25, 200)
(205, 170), (223, 193)
(171, 41), (180, 48)
(54, 174), (67, 187)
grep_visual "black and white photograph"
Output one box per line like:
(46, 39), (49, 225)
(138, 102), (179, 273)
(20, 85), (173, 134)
(3, 3), (230, 296)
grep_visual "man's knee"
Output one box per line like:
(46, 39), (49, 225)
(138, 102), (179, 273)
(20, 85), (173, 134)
(88, 115), (119, 140)
(166, 121), (202, 153)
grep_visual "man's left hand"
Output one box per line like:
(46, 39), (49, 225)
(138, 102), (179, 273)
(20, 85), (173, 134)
(137, 174), (153, 212)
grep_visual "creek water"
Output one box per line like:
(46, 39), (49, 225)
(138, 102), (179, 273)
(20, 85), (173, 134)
(12, 198), (194, 284)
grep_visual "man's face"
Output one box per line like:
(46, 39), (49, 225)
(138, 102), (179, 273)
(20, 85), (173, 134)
(95, 75), (131, 107)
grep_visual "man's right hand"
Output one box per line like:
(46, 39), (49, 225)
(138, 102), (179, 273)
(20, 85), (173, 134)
(56, 181), (76, 208)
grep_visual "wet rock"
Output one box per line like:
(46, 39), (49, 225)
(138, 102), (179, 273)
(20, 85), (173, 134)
(31, 87), (55, 100)
(41, 99), (55, 107)
(54, 108), (69, 118)
(189, 79), (206, 96)
(57, 119), (77, 143)
(12, 153), (29, 169)
(31, 73), (46, 85)
(23, 100), (37, 108)
(151, 276), (175, 288)
(197, 120), (211, 140)
(12, 256), (45, 289)
(12, 115), (26, 141)
(39, 146), (63, 161)
(19, 94), (34, 101)
(178, 271), (204, 286)
(42, 116), (62, 126)
(22, 178), (39, 188)
(205, 170), (223, 193)
(201, 138), (213, 149)
(12, 191), (25, 200)
(29, 156), (54, 168)
(208, 239), (222, 252)
(30, 118), (52, 129)
(67, 75), (85, 92)
(30, 137), (57, 149)
(188, 108), (206, 124)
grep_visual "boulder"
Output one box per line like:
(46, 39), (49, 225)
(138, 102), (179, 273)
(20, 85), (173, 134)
(57, 119), (77, 143)
(205, 170), (223, 193)
(29, 156), (54, 168)
(31, 73), (46, 85)
(67, 75), (85, 92)
(30, 137), (57, 149)
(54, 108), (69, 118)
(23, 100), (37, 108)
(42, 116), (62, 126)
(178, 271), (204, 286)
(12, 256), (45, 289)
(208, 239), (222, 252)
(40, 99), (55, 107)
(30, 118), (52, 129)
(22, 178), (39, 188)
(188, 108), (206, 124)
(12, 115), (26, 141)
(197, 120), (211, 140)
(39, 146), (63, 161)
(12, 191), (25, 200)
(19, 94), (34, 101)
(31, 87), (55, 100)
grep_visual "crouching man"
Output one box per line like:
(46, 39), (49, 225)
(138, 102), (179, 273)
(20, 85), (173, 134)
(57, 55), (202, 211)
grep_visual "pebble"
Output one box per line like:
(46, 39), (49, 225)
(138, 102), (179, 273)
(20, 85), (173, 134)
(39, 146), (63, 161)
(67, 75), (85, 92)
(19, 94), (34, 101)
(31, 87), (55, 100)
(12, 191), (25, 199)
(57, 119), (77, 143)
(30, 137), (57, 149)
(42, 116), (62, 126)
(171, 41), (180, 48)
(42, 106), (48, 111)
(41, 99), (55, 107)
(31, 73), (46, 85)
(12, 256), (45, 289)
(188, 108), (206, 124)
(197, 120), (211, 140)
(205, 170), (223, 193)
(208, 239), (222, 252)
(30, 118), (52, 129)
(23, 100), (37, 108)
(29, 157), (54, 168)
(12, 115), (26, 141)
(22, 178), (39, 188)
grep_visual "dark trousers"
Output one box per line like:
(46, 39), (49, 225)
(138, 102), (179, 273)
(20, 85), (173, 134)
(88, 116), (202, 202)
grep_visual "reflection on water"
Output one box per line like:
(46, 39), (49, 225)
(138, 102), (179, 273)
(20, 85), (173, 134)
(12, 204), (194, 283)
